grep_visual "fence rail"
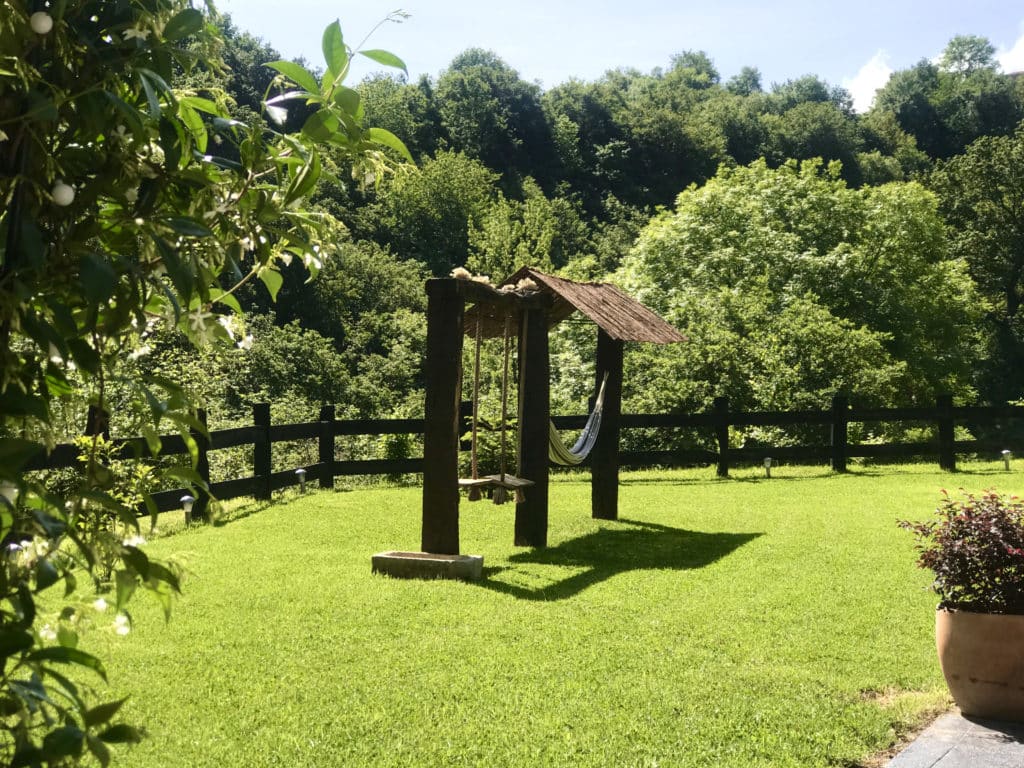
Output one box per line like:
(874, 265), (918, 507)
(22, 395), (1024, 519)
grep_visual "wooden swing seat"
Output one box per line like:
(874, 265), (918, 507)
(458, 474), (535, 490)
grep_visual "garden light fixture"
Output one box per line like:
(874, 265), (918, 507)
(763, 456), (772, 478)
(180, 494), (195, 523)
(296, 467), (307, 493)
(1003, 449), (1012, 471)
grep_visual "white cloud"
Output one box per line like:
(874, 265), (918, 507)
(843, 51), (893, 113)
(996, 24), (1024, 73)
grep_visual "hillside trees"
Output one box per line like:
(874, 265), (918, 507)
(871, 36), (1023, 159)
(930, 124), (1024, 402)
(616, 159), (984, 417)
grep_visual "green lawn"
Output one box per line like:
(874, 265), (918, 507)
(83, 463), (1021, 767)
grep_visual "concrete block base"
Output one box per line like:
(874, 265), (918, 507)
(371, 551), (484, 582)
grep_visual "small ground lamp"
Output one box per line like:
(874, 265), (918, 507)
(763, 456), (772, 478)
(295, 468), (307, 493)
(1002, 449), (1012, 471)
(180, 494), (195, 524)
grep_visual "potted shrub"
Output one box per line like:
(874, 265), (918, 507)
(901, 490), (1024, 721)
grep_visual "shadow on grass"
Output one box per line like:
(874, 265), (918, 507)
(477, 518), (762, 601)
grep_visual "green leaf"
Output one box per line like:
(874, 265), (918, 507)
(359, 49), (408, 75)
(163, 8), (204, 41)
(367, 127), (414, 163)
(137, 70), (161, 120)
(98, 724), (143, 744)
(321, 20), (348, 83)
(28, 647), (107, 681)
(179, 95), (221, 115)
(141, 424), (162, 456)
(301, 109), (339, 142)
(0, 439), (44, 472)
(115, 570), (137, 613)
(178, 104), (207, 154)
(333, 86), (361, 117)
(209, 290), (242, 314)
(258, 267), (284, 301)
(35, 559), (59, 591)
(152, 235), (193, 303)
(165, 217), (213, 238)
(85, 698), (128, 728)
(80, 253), (117, 304)
(266, 60), (320, 95)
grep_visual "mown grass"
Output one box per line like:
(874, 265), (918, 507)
(83, 462), (1022, 767)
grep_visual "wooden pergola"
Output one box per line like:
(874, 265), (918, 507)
(420, 268), (684, 556)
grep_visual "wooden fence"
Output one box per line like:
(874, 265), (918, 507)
(22, 395), (1024, 520)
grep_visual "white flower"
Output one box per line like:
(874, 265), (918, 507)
(187, 309), (215, 343)
(238, 334), (254, 351)
(128, 344), (151, 361)
(122, 27), (149, 41)
(39, 624), (57, 642)
(93, 598), (108, 613)
(217, 315), (237, 340)
(114, 614), (131, 636)
(122, 534), (146, 547)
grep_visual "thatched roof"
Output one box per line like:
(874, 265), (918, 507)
(462, 267), (684, 344)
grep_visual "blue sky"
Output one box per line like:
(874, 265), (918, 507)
(217, 0), (1024, 110)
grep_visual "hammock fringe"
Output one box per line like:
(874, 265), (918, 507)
(549, 373), (609, 466)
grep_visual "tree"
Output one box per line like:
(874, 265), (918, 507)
(618, 159), (984, 411)
(930, 124), (1024, 402)
(359, 150), (498, 275)
(871, 38), (1023, 158)
(940, 34), (998, 75)
(435, 49), (557, 188)
(0, 4), (409, 761)
(726, 66), (763, 96)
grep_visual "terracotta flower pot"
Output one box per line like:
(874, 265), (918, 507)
(935, 608), (1024, 722)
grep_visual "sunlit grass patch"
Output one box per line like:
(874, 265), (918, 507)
(86, 464), (1022, 767)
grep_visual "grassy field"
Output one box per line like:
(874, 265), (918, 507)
(81, 463), (1022, 767)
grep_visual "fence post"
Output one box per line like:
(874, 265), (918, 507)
(830, 395), (849, 473)
(85, 405), (110, 439)
(191, 409), (211, 522)
(253, 403), (272, 500)
(318, 404), (335, 490)
(937, 394), (956, 471)
(713, 397), (730, 478)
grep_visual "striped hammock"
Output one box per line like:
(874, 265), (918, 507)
(549, 373), (609, 466)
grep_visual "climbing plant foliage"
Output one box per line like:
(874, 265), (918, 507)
(0, 2), (408, 763)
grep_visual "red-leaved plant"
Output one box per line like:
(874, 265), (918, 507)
(900, 490), (1024, 615)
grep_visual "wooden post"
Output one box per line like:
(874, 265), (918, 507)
(253, 403), (272, 500)
(421, 279), (464, 555)
(830, 395), (849, 473)
(318, 404), (335, 490)
(192, 409), (211, 522)
(714, 397), (730, 478)
(515, 306), (549, 547)
(85, 405), (110, 439)
(937, 394), (956, 471)
(592, 329), (623, 521)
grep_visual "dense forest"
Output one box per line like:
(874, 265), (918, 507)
(106, 21), (1024, 454)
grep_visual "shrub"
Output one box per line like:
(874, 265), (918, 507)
(900, 490), (1024, 614)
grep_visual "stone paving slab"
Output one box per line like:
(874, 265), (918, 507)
(886, 713), (1024, 768)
